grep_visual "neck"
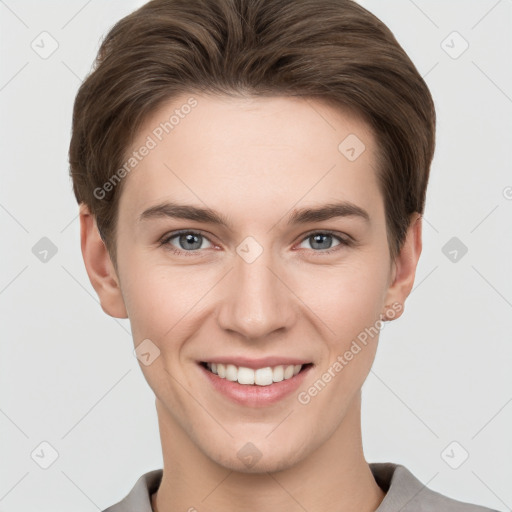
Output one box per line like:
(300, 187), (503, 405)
(152, 393), (385, 512)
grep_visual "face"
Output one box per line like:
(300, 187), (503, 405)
(95, 93), (412, 473)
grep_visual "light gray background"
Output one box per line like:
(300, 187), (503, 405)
(1, 1), (511, 511)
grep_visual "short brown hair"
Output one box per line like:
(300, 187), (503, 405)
(68, 0), (436, 265)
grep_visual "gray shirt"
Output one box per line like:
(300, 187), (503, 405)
(102, 462), (498, 511)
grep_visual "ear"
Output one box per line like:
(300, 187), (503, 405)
(79, 203), (128, 319)
(382, 212), (422, 321)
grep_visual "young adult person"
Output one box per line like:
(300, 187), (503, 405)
(68, 0), (499, 510)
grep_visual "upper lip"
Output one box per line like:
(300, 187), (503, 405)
(200, 356), (312, 369)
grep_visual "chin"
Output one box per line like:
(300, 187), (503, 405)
(204, 435), (309, 474)
(216, 451), (301, 474)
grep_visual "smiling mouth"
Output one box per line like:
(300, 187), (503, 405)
(200, 361), (313, 386)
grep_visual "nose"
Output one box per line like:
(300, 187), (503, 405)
(216, 243), (296, 341)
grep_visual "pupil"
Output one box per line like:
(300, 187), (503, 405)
(181, 233), (201, 250)
(312, 233), (331, 249)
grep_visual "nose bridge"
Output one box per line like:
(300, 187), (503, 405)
(217, 237), (294, 339)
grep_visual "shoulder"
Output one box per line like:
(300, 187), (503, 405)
(102, 469), (163, 512)
(370, 462), (499, 512)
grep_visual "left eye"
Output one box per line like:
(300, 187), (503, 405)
(298, 232), (345, 251)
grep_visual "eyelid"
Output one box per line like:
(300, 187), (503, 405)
(298, 229), (353, 244)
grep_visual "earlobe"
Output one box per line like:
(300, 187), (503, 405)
(79, 203), (128, 319)
(382, 213), (423, 322)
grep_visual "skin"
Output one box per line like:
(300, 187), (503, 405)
(80, 93), (422, 512)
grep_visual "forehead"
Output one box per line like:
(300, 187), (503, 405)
(118, 93), (383, 224)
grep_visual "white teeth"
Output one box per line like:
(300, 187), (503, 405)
(272, 365), (284, 382)
(237, 367), (255, 385)
(255, 367), (273, 386)
(284, 365), (294, 379)
(205, 362), (306, 386)
(225, 364), (238, 382)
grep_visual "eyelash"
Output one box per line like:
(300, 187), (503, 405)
(158, 229), (353, 257)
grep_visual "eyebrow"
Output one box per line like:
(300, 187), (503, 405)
(139, 200), (370, 227)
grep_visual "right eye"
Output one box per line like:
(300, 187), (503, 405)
(159, 230), (214, 255)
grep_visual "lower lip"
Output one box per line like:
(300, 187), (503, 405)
(199, 363), (313, 407)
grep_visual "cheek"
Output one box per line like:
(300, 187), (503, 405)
(298, 256), (389, 341)
(117, 258), (175, 342)
(295, 266), (387, 422)
(118, 256), (212, 345)
(326, 260), (388, 380)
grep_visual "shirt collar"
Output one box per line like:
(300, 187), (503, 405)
(102, 462), (467, 512)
